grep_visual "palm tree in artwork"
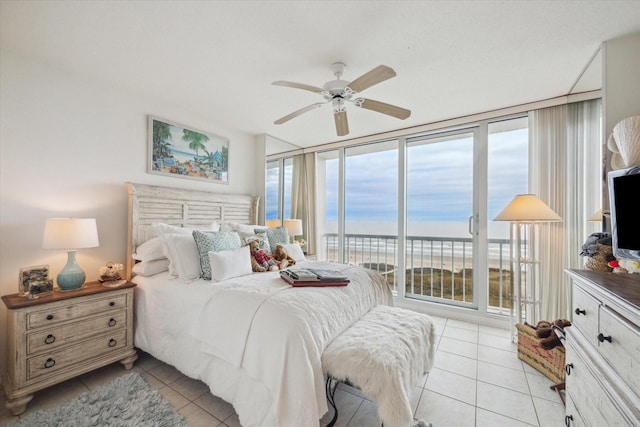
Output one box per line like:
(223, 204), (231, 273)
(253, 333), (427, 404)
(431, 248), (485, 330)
(183, 129), (209, 156)
(152, 121), (173, 161)
(220, 145), (228, 171)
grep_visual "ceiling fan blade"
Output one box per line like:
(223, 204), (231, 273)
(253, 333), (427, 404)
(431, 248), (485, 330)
(272, 80), (324, 94)
(356, 98), (411, 120)
(347, 65), (397, 93)
(274, 103), (324, 125)
(334, 110), (349, 136)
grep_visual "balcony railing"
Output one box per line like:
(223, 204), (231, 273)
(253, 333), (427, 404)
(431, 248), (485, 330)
(321, 233), (513, 315)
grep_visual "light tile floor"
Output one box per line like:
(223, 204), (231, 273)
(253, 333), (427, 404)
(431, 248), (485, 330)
(0, 315), (566, 427)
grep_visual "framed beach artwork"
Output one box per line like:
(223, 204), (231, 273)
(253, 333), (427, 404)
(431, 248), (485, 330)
(148, 116), (229, 184)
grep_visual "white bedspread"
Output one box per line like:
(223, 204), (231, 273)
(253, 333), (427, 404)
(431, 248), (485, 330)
(133, 261), (392, 427)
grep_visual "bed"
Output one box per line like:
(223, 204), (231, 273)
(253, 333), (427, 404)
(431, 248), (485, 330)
(125, 182), (393, 427)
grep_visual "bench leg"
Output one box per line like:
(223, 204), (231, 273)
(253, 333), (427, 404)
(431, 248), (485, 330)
(325, 377), (339, 427)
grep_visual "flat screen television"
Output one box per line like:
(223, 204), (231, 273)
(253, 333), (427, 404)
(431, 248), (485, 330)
(608, 165), (640, 262)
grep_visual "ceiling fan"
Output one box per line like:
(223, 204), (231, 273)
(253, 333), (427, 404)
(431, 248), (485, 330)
(272, 62), (411, 137)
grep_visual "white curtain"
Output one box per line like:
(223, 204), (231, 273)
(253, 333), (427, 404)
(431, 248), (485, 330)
(529, 99), (601, 320)
(291, 153), (317, 255)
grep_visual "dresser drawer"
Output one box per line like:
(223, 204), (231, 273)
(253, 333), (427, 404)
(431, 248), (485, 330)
(572, 285), (600, 344)
(597, 305), (640, 397)
(565, 338), (627, 426)
(564, 393), (586, 427)
(27, 329), (128, 382)
(26, 293), (127, 329)
(27, 310), (127, 355)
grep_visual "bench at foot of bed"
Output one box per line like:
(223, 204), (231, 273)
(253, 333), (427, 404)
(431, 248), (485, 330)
(321, 304), (436, 427)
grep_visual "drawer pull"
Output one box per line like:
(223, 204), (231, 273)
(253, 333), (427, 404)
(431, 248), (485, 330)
(565, 415), (573, 426)
(44, 334), (56, 344)
(109, 301), (115, 307)
(565, 363), (574, 375)
(574, 308), (585, 316)
(44, 358), (56, 369)
(597, 333), (612, 343)
(108, 318), (117, 327)
(46, 314), (54, 321)
(108, 338), (117, 347)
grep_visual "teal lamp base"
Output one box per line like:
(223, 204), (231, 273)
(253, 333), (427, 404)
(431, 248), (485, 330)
(57, 250), (86, 291)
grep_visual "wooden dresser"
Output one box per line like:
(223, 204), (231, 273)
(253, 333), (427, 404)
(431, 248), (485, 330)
(2, 281), (138, 415)
(564, 269), (640, 426)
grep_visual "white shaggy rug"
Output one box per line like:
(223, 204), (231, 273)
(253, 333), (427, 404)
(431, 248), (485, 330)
(7, 372), (188, 427)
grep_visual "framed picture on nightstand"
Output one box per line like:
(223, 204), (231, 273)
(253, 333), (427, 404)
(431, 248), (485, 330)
(18, 265), (53, 298)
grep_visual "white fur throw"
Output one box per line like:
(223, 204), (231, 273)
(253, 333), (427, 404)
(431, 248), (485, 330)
(322, 305), (436, 427)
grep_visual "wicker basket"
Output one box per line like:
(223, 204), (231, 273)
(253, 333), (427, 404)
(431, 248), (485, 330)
(584, 242), (613, 272)
(515, 323), (565, 384)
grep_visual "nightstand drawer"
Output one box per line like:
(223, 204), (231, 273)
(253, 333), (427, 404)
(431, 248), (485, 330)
(26, 293), (127, 329)
(572, 285), (600, 343)
(27, 329), (128, 381)
(27, 310), (127, 355)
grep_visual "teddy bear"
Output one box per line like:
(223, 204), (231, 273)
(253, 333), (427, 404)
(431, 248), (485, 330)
(535, 319), (572, 350)
(248, 240), (278, 272)
(271, 244), (296, 269)
(608, 258), (640, 274)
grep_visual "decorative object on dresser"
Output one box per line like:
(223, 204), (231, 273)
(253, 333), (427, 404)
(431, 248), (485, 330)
(41, 218), (100, 291)
(564, 269), (640, 426)
(1, 281), (138, 416)
(494, 194), (562, 339)
(607, 115), (640, 170)
(98, 262), (127, 287)
(18, 265), (53, 298)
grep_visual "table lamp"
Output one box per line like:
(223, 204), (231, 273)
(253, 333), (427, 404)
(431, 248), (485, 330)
(283, 219), (303, 244)
(265, 219), (282, 228)
(42, 218), (99, 291)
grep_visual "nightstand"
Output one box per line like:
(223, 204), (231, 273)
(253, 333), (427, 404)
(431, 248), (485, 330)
(1, 281), (138, 415)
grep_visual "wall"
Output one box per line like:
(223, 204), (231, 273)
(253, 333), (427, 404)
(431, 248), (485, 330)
(603, 32), (640, 173)
(0, 52), (262, 378)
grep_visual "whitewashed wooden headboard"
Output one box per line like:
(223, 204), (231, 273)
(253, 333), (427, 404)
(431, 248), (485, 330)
(125, 182), (260, 280)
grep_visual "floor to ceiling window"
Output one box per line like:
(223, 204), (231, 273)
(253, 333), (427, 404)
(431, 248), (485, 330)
(314, 115), (528, 318)
(267, 99), (601, 321)
(344, 141), (398, 274)
(265, 157), (293, 223)
(487, 117), (529, 315)
(406, 129), (475, 307)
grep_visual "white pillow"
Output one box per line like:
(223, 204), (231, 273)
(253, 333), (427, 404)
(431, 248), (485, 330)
(152, 222), (219, 276)
(132, 258), (170, 276)
(164, 233), (202, 281)
(281, 243), (306, 262)
(221, 222), (267, 234)
(133, 237), (165, 261)
(208, 246), (253, 282)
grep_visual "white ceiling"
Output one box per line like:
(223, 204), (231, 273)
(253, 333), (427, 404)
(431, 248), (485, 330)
(2, 1), (640, 149)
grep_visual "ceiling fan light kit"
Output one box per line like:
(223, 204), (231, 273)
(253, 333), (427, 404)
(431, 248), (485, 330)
(273, 62), (411, 137)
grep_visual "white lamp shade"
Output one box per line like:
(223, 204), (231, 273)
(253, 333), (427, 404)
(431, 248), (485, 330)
(265, 219), (282, 228)
(42, 218), (100, 249)
(283, 219), (303, 236)
(493, 194), (562, 222)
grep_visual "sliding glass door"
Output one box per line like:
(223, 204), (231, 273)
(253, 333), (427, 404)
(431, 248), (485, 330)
(406, 130), (477, 307)
(311, 115), (529, 316)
